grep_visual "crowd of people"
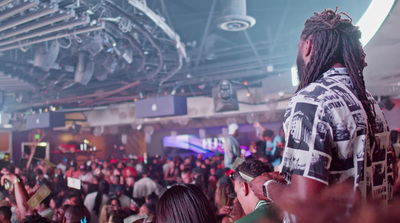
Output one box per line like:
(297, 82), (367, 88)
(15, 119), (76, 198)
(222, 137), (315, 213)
(0, 144), (278, 223)
(1, 7), (400, 223)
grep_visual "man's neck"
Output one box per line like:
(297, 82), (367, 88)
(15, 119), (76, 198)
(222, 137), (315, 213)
(330, 62), (344, 68)
(243, 196), (259, 215)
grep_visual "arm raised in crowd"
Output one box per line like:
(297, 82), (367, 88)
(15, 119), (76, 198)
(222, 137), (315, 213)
(1, 173), (33, 217)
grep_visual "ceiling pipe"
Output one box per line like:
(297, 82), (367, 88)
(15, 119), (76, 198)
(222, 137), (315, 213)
(0, 0), (12, 7)
(0, 22), (103, 51)
(0, 10), (76, 40)
(0, 15), (90, 47)
(0, 0), (39, 22)
(0, 4), (59, 32)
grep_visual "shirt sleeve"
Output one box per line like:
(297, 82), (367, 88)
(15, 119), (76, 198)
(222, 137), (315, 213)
(281, 97), (333, 185)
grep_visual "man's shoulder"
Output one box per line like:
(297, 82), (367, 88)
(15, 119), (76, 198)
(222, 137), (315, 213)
(235, 204), (279, 223)
(136, 177), (156, 185)
(85, 191), (97, 199)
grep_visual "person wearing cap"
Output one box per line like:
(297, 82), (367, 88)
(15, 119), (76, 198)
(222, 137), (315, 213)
(231, 159), (279, 223)
(225, 123), (240, 169)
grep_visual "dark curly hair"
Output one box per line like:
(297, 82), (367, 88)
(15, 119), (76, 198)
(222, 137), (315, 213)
(297, 7), (376, 145)
(235, 159), (273, 182)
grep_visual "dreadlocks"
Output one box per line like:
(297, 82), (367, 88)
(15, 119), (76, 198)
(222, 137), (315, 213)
(296, 7), (376, 145)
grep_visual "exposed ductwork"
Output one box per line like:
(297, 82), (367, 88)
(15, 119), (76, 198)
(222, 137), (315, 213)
(216, 0), (256, 31)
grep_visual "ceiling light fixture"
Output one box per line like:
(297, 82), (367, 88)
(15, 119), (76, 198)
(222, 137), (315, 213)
(0, 0), (39, 22)
(356, 0), (395, 46)
(0, 4), (58, 32)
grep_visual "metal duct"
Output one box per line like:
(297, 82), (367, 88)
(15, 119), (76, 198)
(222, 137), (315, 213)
(215, 0), (255, 31)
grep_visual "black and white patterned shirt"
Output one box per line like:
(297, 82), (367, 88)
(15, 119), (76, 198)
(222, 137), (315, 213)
(280, 67), (393, 202)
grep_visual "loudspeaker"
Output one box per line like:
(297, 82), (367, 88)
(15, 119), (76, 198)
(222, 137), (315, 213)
(135, 96), (187, 118)
(212, 80), (239, 112)
(26, 112), (65, 130)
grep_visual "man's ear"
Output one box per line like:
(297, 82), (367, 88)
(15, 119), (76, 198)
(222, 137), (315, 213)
(304, 38), (313, 57)
(242, 181), (249, 196)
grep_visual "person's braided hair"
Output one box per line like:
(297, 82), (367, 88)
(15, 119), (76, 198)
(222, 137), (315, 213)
(297, 7), (376, 145)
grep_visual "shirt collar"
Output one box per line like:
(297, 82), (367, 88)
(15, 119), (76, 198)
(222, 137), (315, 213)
(254, 200), (269, 210)
(321, 67), (349, 77)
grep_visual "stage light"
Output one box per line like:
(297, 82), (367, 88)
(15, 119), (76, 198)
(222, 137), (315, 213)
(0, 16), (90, 47)
(0, 4), (58, 32)
(0, 0), (39, 22)
(0, 21), (104, 52)
(356, 0), (395, 46)
(0, 10), (76, 40)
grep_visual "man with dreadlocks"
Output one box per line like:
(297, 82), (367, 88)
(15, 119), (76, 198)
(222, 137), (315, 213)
(250, 8), (393, 222)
